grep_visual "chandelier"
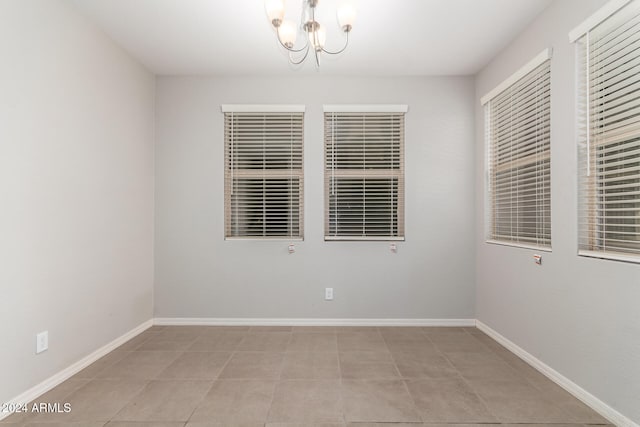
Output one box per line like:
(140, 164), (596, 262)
(265, 0), (356, 67)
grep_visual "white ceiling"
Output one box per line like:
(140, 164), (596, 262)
(70, 0), (552, 76)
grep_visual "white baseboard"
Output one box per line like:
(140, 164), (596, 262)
(476, 320), (639, 427)
(0, 319), (153, 422)
(153, 317), (476, 327)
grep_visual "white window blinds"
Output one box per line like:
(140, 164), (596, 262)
(223, 107), (304, 239)
(484, 51), (552, 249)
(324, 106), (406, 240)
(574, 0), (640, 261)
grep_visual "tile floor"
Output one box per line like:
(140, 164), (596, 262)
(1, 326), (612, 427)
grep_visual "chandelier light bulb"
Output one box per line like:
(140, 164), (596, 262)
(337, 2), (356, 32)
(278, 20), (297, 48)
(266, 0), (352, 67)
(265, 0), (285, 26)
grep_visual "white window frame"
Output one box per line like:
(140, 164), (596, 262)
(222, 104), (305, 240)
(571, 0), (640, 263)
(482, 48), (553, 251)
(323, 104), (407, 241)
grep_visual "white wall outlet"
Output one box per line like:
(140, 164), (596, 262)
(288, 243), (295, 254)
(390, 243), (398, 253)
(36, 331), (48, 354)
(325, 287), (334, 301)
(533, 254), (542, 265)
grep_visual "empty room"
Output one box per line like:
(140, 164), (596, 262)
(1, 0), (639, 426)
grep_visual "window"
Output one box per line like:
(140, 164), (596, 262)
(572, 0), (640, 262)
(323, 105), (407, 240)
(223, 105), (304, 239)
(482, 49), (552, 249)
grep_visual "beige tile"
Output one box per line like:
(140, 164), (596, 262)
(345, 424), (424, 427)
(428, 333), (490, 353)
(186, 423), (264, 427)
(292, 326), (337, 333)
(471, 333), (512, 354)
(23, 423), (106, 427)
(156, 351), (231, 380)
(444, 351), (523, 381)
(96, 352), (181, 380)
(34, 379), (148, 422)
(188, 333), (245, 351)
(382, 335), (438, 352)
(136, 338), (197, 351)
(112, 380), (210, 422)
(489, 349), (557, 387)
(75, 351), (131, 379)
(500, 424), (592, 427)
(248, 326), (293, 332)
(338, 351), (393, 364)
(156, 326), (210, 338)
(281, 352), (340, 380)
(287, 333), (338, 352)
(267, 423), (345, 427)
(237, 332), (292, 351)
(106, 422), (185, 426)
(378, 327), (426, 338)
(188, 380), (276, 424)
(187, 423), (264, 427)
(116, 334), (157, 351)
(199, 326), (250, 334)
(468, 379), (575, 423)
(341, 380), (421, 422)
(406, 378), (496, 423)
(340, 360), (400, 380)
(336, 327), (381, 334)
(218, 352), (284, 379)
(337, 333), (388, 352)
(29, 378), (91, 409)
(267, 380), (343, 423)
(186, 424), (263, 427)
(132, 329), (164, 339)
(526, 380), (609, 424)
(422, 327), (469, 335)
(410, 424), (501, 427)
(391, 351), (458, 379)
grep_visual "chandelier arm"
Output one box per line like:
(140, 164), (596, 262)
(289, 45), (311, 65)
(276, 26), (309, 53)
(321, 31), (350, 55)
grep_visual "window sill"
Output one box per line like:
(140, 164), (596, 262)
(578, 249), (640, 264)
(225, 237), (304, 241)
(325, 236), (405, 242)
(485, 239), (552, 252)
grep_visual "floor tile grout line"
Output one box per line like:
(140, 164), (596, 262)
(183, 343), (236, 425)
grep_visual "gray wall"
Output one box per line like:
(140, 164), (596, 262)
(0, 0), (155, 404)
(474, 0), (640, 423)
(155, 76), (476, 319)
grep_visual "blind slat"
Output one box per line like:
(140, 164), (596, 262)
(224, 111), (304, 239)
(324, 111), (405, 240)
(486, 58), (552, 249)
(577, 0), (640, 261)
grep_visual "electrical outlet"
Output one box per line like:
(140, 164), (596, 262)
(36, 331), (48, 354)
(325, 287), (334, 301)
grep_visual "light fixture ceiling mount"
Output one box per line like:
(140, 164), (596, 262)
(265, 0), (356, 67)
